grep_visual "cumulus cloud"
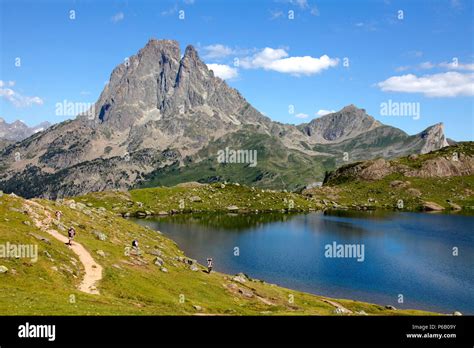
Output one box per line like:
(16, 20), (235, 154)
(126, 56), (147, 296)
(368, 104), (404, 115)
(316, 109), (335, 116)
(241, 47), (338, 76)
(377, 72), (474, 97)
(111, 12), (124, 23)
(207, 64), (238, 80)
(0, 80), (44, 107)
(202, 44), (234, 59)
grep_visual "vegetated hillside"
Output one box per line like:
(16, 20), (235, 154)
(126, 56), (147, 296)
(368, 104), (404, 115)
(76, 182), (320, 217)
(0, 192), (435, 315)
(303, 142), (474, 212)
(138, 128), (336, 192)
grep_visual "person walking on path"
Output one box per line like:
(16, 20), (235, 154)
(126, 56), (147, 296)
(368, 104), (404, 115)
(207, 258), (213, 274)
(67, 227), (76, 246)
(55, 210), (62, 222)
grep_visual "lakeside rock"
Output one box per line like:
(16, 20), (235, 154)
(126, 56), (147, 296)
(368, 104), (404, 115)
(422, 201), (445, 212)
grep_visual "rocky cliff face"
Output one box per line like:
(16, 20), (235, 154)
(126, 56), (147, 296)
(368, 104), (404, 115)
(324, 142), (473, 184)
(0, 39), (450, 198)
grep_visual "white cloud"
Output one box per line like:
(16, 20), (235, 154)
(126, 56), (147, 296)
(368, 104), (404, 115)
(316, 109), (335, 116)
(241, 47), (338, 76)
(111, 12), (124, 23)
(0, 81), (15, 87)
(0, 80), (44, 107)
(161, 4), (178, 16)
(272, 0), (319, 19)
(439, 61), (474, 71)
(396, 60), (474, 72)
(295, 113), (309, 119)
(202, 44), (234, 59)
(418, 61), (435, 69)
(270, 10), (284, 20)
(377, 72), (474, 97)
(206, 64), (238, 80)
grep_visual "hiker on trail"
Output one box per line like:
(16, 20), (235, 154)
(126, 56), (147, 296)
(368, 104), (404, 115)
(132, 239), (139, 252)
(67, 227), (76, 246)
(55, 210), (62, 222)
(207, 258), (213, 274)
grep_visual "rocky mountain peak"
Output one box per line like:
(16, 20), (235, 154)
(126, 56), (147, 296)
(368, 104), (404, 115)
(420, 122), (449, 154)
(0, 119), (52, 142)
(139, 39), (180, 59)
(300, 104), (381, 143)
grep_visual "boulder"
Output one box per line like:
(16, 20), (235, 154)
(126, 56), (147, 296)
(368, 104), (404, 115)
(160, 267), (168, 273)
(0, 265), (8, 273)
(93, 230), (107, 241)
(189, 196), (202, 203)
(154, 257), (164, 266)
(96, 250), (106, 258)
(238, 287), (254, 298)
(407, 188), (422, 197)
(385, 305), (397, 310)
(193, 305), (202, 311)
(190, 264), (199, 272)
(453, 311), (462, 316)
(227, 205), (239, 212)
(422, 201), (445, 211)
(447, 201), (462, 210)
(232, 273), (250, 283)
(76, 202), (86, 211)
(390, 180), (410, 188)
(148, 249), (162, 257)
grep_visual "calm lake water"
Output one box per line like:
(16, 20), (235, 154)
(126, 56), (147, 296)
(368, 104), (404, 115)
(133, 211), (474, 314)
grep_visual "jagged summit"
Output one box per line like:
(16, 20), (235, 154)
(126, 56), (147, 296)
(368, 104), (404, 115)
(299, 104), (381, 143)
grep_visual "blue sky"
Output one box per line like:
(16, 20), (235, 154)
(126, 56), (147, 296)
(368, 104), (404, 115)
(0, 0), (473, 140)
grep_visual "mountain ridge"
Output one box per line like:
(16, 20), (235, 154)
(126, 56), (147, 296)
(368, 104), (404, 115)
(0, 39), (450, 198)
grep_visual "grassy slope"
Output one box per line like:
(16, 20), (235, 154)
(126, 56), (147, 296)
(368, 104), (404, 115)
(138, 129), (335, 191)
(306, 174), (474, 211)
(75, 183), (322, 216)
(306, 143), (474, 211)
(0, 193), (434, 315)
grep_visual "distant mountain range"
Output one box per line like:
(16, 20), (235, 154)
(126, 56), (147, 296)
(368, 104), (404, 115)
(0, 39), (450, 198)
(0, 118), (51, 143)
